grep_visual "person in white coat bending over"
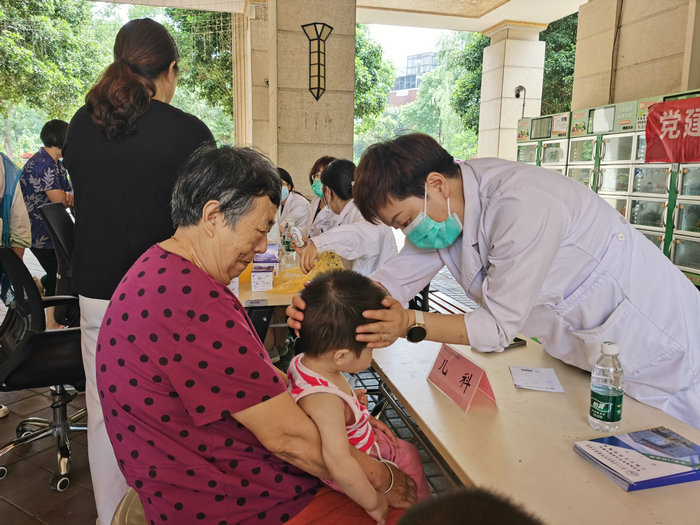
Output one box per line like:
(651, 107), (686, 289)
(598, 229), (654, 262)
(278, 167), (310, 233)
(298, 159), (397, 277)
(289, 133), (700, 430)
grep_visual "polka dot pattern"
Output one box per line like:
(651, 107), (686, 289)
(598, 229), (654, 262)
(96, 245), (317, 524)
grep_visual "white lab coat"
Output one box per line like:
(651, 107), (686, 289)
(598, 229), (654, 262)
(312, 199), (398, 276)
(279, 191), (310, 231)
(371, 159), (700, 429)
(304, 196), (337, 238)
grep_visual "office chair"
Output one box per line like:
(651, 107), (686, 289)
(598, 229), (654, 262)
(37, 202), (80, 327)
(0, 247), (86, 491)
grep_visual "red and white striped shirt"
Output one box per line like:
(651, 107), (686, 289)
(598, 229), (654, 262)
(288, 354), (376, 454)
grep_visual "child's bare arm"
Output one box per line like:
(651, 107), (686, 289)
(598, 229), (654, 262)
(299, 393), (388, 523)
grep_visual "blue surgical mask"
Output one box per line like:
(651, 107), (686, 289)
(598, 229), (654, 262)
(311, 179), (324, 198)
(281, 187), (289, 201)
(404, 185), (463, 250)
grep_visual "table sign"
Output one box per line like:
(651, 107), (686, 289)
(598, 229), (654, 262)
(427, 343), (496, 411)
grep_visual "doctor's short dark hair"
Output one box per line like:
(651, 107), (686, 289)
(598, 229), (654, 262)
(171, 144), (281, 228)
(298, 270), (386, 357)
(354, 133), (460, 224)
(40, 119), (69, 149)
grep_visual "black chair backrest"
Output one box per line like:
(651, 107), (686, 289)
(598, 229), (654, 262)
(38, 203), (75, 285)
(0, 247), (46, 332)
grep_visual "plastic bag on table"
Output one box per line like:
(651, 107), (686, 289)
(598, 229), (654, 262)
(267, 251), (345, 294)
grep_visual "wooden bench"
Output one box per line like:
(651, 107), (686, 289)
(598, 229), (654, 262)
(427, 290), (474, 315)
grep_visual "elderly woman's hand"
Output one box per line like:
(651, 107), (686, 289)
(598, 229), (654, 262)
(355, 296), (411, 348)
(299, 241), (318, 274)
(383, 463), (417, 509)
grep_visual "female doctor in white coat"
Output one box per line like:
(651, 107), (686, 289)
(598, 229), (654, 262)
(277, 167), (310, 232)
(289, 133), (700, 429)
(298, 158), (397, 276)
(304, 155), (337, 238)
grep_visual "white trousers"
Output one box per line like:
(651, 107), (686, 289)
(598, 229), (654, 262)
(80, 295), (128, 524)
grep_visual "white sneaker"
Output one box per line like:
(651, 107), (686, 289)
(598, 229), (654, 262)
(0, 404), (9, 418)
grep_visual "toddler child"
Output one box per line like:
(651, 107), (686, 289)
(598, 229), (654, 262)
(287, 270), (431, 524)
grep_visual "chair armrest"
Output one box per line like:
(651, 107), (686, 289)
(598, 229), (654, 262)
(42, 295), (79, 309)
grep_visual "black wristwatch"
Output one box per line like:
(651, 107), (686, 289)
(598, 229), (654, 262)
(406, 310), (427, 343)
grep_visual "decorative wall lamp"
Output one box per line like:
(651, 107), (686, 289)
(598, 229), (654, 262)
(302, 22), (333, 100)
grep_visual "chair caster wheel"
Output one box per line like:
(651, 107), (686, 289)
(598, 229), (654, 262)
(50, 474), (70, 492)
(0, 466), (7, 479)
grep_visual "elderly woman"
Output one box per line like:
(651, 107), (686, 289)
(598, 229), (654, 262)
(96, 145), (415, 524)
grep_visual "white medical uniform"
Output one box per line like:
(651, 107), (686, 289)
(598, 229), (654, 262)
(279, 191), (310, 230)
(371, 159), (700, 429)
(305, 196), (337, 238)
(312, 199), (398, 276)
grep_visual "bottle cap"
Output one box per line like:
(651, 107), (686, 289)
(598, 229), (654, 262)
(601, 341), (620, 355)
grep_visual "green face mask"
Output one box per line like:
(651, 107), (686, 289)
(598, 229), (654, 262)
(403, 185), (463, 250)
(311, 179), (324, 198)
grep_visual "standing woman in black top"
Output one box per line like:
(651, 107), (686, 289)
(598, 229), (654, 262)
(63, 18), (213, 522)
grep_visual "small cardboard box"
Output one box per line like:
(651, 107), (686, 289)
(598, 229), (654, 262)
(251, 264), (275, 291)
(253, 243), (279, 275)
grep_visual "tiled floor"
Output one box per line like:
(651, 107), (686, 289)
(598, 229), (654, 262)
(1, 252), (470, 523)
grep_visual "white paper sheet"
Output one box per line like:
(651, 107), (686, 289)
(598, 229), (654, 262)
(509, 366), (565, 393)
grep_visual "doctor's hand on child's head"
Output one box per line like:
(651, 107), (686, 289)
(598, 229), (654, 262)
(286, 291), (308, 334)
(356, 296), (407, 349)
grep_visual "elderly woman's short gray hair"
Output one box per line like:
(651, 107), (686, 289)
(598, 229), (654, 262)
(171, 145), (281, 228)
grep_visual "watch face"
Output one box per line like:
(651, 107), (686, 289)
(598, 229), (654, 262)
(407, 325), (427, 343)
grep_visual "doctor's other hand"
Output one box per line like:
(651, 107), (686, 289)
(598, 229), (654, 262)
(286, 294), (307, 333)
(299, 241), (318, 274)
(356, 296), (410, 349)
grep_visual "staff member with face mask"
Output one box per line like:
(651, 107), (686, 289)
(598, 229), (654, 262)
(289, 133), (700, 430)
(277, 167), (310, 233)
(304, 155), (338, 238)
(298, 159), (397, 276)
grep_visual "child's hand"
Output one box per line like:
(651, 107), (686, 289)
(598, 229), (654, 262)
(370, 417), (398, 446)
(365, 492), (389, 525)
(354, 388), (368, 407)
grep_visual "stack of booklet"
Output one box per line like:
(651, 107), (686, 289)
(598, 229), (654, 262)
(574, 426), (700, 491)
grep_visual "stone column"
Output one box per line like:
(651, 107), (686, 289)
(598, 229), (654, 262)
(267, 0), (356, 196)
(232, 13), (252, 146)
(478, 22), (546, 160)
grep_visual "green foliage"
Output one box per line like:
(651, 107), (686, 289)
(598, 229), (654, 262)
(355, 25), (395, 121)
(2, 102), (49, 164)
(166, 9), (233, 117)
(444, 33), (490, 133)
(354, 33), (480, 162)
(540, 13), (578, 114)
(353, 107), (407, 162)
(0, 0), (100, 119)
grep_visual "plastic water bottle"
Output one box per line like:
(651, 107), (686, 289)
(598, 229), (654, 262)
(588, 342), (624, 433)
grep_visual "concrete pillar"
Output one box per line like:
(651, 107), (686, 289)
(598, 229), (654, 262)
(267, 0), (355, 197)
(681, 0), (700, 91)
(232, 13), (252, 147)
(232, 8), (271, 157)
(478, 22), (546, 161)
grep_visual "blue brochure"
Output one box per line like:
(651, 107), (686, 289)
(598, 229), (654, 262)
(574, 426), (700, 491)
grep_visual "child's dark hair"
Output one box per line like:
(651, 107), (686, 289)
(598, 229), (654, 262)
(298, 270), (386, 357)
(398, 487), (544, 525)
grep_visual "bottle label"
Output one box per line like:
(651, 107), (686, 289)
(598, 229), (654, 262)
(589, 390), (623, 422)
